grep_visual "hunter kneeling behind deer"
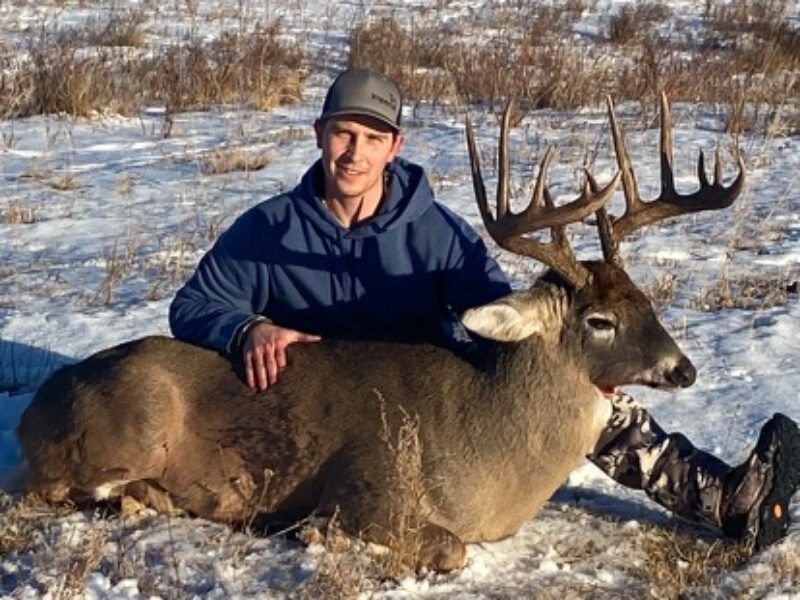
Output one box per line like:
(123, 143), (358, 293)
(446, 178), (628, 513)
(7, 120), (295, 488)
(17, 69), (800, 572)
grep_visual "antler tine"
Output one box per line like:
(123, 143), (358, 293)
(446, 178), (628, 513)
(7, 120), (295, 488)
(525, 146), (556, 216)
(606, 95), (642, 218)
(660, 91), (676, 197)
(497, 101), (512, 220)
(587, 171), (623, 267)
(465, 101), (621, 289)
(465, 114), (495, 232)
(465, 102), (523, 233)
(607, 92), (746, 241)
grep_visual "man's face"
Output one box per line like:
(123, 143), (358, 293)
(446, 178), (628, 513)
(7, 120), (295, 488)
(315, 115), (404, 203)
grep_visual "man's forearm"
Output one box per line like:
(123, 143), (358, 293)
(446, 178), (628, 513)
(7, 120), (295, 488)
(169, 291), (256, 354)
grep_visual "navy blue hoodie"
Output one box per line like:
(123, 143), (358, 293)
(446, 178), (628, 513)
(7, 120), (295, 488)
(169, 157), (512, 353)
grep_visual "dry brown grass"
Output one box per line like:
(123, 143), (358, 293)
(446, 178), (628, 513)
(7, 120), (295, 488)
(142, 237), (196, 302)
(374, 394), (431, 578)
(199, 147), (272, 175)
(50, 9), (149, 49)
(347, 6), (604, 113)
(634, 527), (750, 599)
(55, 523), (109, 599)
(1, 3), (796, 128)
(764, 543), (800, 580)
(0, 493), (177, 598)
(297, 513), (374, 598)
(645, 272), (680, 313)
(0, 18), (304, 118)
(0, 200), (41, 224)
(90, 235), (141, 307)
(607, 2), (672, 46)
(0, 492), (57, 554)
(146, 24), (305, 114)
(19, 168), (82, 192)
(347, 4), (799, 129)
(694, 267), (798, 311)
(80, 10), (149, 48)
(0, 493), (111, 598)
(348, 17), (455, 106)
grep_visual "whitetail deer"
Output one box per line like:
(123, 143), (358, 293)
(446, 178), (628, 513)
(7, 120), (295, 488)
(17, 94), (743, 572)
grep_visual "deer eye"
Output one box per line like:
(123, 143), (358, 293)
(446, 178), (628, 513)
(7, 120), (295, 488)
(586, 315), (616, 332)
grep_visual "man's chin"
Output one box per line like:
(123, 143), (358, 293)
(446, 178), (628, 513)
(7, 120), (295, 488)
(331, 180), (373, 201)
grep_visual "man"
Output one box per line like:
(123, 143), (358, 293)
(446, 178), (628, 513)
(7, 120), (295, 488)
(170, 68), (800, 553)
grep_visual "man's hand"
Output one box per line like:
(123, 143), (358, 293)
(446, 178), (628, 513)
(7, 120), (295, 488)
(242, 323), (321, 391)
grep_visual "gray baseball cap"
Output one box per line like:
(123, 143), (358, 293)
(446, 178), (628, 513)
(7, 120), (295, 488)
(320, 68), (402, 131)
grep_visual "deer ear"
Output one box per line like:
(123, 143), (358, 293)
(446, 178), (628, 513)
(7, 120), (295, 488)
(461, 296), (542, 342)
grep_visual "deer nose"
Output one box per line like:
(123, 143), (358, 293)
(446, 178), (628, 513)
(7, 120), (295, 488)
(666, 356), (696, 388)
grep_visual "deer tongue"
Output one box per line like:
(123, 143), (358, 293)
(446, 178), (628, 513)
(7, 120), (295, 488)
(600, 386), (617, 399)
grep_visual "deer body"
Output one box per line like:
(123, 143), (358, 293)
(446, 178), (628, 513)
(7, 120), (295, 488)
(19, 284), (611, 548)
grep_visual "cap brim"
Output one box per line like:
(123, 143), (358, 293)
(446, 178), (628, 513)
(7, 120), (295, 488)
(320, 108), (400, 132)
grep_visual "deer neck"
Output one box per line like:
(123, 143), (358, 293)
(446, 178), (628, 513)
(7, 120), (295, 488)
(471, 286), (581, 413)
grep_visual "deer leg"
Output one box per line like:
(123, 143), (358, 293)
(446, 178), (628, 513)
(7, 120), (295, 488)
(416, 522), (467, 572)
(339, 507), (467, 573)
(317, 451), (467, 572)
(329, 500), (467, 571)
(122, 480), (183, 516)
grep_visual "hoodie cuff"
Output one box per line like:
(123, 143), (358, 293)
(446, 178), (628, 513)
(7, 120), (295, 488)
(232, 315), (272, 355)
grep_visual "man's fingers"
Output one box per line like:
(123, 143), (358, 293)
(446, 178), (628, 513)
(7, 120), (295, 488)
(244, 354), (256, 390)
(297, 333), (322, 342)
(242, 325), (321, 392)
(254, 350), (270, 391)
(264, 348), (279, 388)
(276, 344), (288, 371)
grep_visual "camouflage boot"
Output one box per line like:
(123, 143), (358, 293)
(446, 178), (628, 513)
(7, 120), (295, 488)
(588, 393), (800, 551)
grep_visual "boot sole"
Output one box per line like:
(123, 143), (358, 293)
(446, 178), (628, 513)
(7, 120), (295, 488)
(754, 413), (800, 551)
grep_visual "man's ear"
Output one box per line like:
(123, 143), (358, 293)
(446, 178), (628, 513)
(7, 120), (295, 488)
(314, 119), (324, 149)
(387, 133), (405, 163)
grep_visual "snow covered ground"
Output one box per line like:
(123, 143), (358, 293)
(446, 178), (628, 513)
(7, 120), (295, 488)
(0, 0), (799, 597)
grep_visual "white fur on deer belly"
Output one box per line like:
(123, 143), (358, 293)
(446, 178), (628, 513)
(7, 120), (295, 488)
(93, 480), (131, 500)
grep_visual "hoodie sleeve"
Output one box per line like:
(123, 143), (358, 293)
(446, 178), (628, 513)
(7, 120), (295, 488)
(439, 212), (512, 313)
(169, 210), (270, 354)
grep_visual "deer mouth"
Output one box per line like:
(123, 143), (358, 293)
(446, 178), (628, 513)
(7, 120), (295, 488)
(595, 366), (694, 396)
(608, 356), (697, 391)
(599, 385), (617, 398)
(636, 363), (697, 390)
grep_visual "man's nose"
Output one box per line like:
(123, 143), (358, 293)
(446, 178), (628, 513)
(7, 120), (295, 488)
(346, 136), (365, 160)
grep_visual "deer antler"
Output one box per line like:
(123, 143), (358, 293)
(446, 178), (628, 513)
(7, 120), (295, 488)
(600, 93), (746, 262)
(466, 102), (620, 289)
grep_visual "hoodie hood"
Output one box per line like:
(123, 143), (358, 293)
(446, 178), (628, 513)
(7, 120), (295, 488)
(292, 157), (435, 239)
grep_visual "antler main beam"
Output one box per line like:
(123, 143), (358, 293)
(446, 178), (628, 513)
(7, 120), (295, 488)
(605, 93), (746, 242)
(466, 102), (620, 289)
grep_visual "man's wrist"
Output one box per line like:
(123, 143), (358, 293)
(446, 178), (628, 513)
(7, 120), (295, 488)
(234, 315), (271, 355)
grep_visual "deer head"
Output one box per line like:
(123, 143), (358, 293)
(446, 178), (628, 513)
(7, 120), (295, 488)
(464, 94), (745, 392)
